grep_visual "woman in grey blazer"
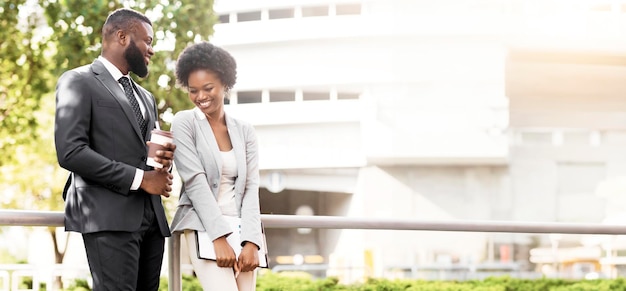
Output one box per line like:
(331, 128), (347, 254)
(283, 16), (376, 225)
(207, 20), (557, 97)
(170, 42), (263, 290)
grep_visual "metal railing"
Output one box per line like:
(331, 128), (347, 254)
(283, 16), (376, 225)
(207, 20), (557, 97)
(2, 209), (626, 290)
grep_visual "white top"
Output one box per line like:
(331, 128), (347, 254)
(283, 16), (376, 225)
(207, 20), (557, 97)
(217, 149), (238, 216)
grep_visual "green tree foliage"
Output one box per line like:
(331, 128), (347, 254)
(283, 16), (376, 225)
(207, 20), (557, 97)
(0, 0), (218, 210)
(143, 0), (217, 129)
(0, 0), (51, 167)
(42, 0), (218, 130)
(42, 0), (120, 77)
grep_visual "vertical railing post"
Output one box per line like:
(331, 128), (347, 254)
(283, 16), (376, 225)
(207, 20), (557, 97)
(168, 232), (181, 291)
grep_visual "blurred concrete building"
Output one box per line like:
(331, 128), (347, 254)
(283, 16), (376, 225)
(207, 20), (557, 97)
(210, 0), (626, 281)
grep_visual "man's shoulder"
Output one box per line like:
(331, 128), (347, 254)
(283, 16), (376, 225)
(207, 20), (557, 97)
(58, 63), (95, 84)
(63, 62), (90, 73)
(71, 63), (92, 72)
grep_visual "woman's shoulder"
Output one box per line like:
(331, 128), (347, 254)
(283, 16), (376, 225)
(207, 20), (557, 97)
(170, 109), (199, 131)
(226, 114), (254, 129)
(174, 108), (195, 117)
(172, 109), (197, 122)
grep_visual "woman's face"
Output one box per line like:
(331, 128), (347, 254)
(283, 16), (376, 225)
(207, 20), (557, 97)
(187, 69), (226, 118)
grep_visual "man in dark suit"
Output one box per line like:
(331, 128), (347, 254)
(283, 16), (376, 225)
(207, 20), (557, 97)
(54, 8), (176, 290)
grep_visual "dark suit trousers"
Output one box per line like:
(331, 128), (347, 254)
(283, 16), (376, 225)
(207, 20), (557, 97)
(83, 195), (165, 291)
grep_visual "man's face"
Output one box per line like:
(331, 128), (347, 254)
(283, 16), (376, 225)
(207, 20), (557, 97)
(124, 39), (148, 77)
(124, 22), (153, 78)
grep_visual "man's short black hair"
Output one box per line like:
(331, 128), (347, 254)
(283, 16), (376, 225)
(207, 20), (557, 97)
(102, 8), (152, 39)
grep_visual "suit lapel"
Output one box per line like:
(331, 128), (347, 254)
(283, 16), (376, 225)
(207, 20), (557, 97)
(91, 60), (145, 142)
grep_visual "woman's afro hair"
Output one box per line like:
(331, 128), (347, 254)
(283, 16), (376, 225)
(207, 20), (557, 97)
(175, 42), (237, 90)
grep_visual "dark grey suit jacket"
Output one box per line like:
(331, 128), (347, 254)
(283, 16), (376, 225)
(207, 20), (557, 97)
(55, 59), (170, 237)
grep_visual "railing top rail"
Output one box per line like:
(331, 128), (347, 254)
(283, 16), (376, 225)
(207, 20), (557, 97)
(0, 210), (64, 227)
(1, 210), (626, 235)
(261, 214), (626, 235)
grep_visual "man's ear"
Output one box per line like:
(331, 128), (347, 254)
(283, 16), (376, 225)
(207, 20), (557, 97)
(115, 30), (128, 46)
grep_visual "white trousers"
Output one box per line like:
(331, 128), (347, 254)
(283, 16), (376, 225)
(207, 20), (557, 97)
(184, 230), (257, 291)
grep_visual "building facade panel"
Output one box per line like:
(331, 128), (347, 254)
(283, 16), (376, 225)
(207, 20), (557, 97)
(210, 0), (626, 281)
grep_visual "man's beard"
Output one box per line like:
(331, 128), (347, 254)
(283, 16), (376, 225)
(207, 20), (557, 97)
(124, 39), (149, 78)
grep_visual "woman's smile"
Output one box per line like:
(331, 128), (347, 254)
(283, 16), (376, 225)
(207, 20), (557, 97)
(197, 99), (213, 109)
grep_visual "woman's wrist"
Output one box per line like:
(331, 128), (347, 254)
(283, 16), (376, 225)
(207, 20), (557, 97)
(242, 241), (259, 250)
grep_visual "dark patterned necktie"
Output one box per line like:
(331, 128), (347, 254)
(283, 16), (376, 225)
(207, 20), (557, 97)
(118, 77), (147, 137)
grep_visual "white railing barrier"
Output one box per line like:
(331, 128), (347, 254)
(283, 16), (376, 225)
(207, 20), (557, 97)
(2, 210), (626, 290)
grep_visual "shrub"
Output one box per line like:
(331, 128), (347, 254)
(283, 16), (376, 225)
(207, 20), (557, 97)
(65, 278), (90, 291)
(62, 273), (626, 290)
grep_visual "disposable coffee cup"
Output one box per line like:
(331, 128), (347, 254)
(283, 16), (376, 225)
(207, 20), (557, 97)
(147, 129), (173, 168)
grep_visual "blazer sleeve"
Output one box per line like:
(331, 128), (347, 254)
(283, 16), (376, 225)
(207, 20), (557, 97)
(55, 69), (136, 193)
(238, 121), (263, 249)
(171, 111), (233, 241)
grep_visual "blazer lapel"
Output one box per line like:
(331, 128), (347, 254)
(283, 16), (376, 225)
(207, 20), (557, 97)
(194, 108), (223, 180)
(91, 60), (144, 142)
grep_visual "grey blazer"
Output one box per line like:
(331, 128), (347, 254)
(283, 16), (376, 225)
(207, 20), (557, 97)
(55, 59), (170, 236)
(170, 107), (263, 249)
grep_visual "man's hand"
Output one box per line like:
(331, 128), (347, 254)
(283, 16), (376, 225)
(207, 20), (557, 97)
(149, 142), (176, 171)
(140, 170), (173, 197)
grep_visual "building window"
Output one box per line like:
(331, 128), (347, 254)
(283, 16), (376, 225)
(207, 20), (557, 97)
(270, 91), (295, 102)
(519, 131), (552, 145)
(303, 92), (329, 101)
(562, 131), (592, 146)
(269, 8), (294, 19)
(237, 91), (263, 104)
(336, 3), (361, 15)
(233, 89), (361, 104)
(302, 6), (328, 17)
(218, 14), (230, 24)
(237, 11), (262, 22)
(337, 92), (359, 100)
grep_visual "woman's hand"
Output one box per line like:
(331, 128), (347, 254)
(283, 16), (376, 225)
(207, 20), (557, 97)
(237, 242), (260, 273)
(213, 236), (236, 268)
